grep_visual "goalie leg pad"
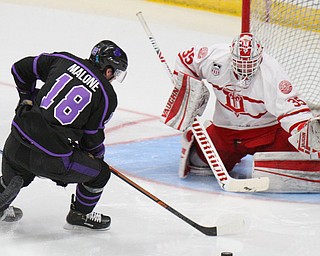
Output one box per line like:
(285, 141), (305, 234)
(253, 152), (320, 192)
(188, 146), (212, 176)
(161, 72), (209, 132)
(178, 128), (194, 178)
(178, 123), (213, 178)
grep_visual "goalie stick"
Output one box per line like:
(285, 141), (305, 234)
(136, 11), (176, 86)
(0, 149), (244, 235)
(136, 11), (270, 192)
(192, 118), (269, 192)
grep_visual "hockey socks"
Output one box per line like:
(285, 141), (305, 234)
(65, 183), (110, 230)
(74, 183), (103, 214)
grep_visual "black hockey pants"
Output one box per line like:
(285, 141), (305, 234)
(1, 128), (111, 190)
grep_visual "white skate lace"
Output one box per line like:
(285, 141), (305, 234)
(86, 212), (102, 223)
(4, 206), (15, 217)
(0, 206), (15, 220)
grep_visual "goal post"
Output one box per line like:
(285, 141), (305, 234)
(242, 0), (320, 113)
(242, 0), (251, 32)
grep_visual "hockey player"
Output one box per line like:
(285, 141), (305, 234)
(162, 32), (320, 178)
(0, 40), (128, 230)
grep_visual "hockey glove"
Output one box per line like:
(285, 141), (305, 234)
(17, 88), (39, 102)
(288, 117), (320, 158)
(86, 144), (105, 160)
(15, 99), (33, 115)
(160, 72), (209, 132)
(15, 88), (39, 113)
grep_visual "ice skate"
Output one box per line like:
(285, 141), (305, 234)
(0, 206), (23, 222)
(64, 196), (111, 231)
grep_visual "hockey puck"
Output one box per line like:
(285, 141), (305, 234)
(221, 252), (233, 256)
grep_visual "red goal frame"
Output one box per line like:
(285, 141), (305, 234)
(242, 0), (251, 32)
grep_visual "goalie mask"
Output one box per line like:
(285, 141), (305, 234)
(90, 40), (128, 83)
(230, 33), (263, 85)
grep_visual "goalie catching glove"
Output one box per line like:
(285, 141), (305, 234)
(288, 117), (320, 158)
(160, 72), (209, 132)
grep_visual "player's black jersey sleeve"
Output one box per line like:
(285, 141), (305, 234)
(11, 52), (117, 156)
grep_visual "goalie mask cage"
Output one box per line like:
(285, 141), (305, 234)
(242, 0), (320, 113)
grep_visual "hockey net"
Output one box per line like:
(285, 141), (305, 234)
(242, 0), (320, 114)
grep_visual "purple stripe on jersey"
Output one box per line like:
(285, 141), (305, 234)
(76, 186), (102, 200)
(49, 53), (109, 129)
(33, 55), (41, 79)
(71, 162), (99, 177)
(104, 112), (113, 125)
(12, 121), (73, 157)
(11, 64), (26, 84)
(90, 143), (104, 151)
(84, 129), (98, 134)
(62, 157), (71, 169)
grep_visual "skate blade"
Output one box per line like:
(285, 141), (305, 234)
(63, 223), (111, 231)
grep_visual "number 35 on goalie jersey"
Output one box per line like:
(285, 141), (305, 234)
(173, 44), (314, 133)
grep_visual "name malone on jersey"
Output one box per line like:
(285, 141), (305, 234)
(67, 64), (100, 92)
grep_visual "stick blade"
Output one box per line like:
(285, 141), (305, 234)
(216, 217), (246, 236)
(196, 217), (245, 236)
(224, 177), (270, 192)
(197, 226), (218, 236)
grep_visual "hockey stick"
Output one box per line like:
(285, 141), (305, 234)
(192, 118), (269, 192)
(136, 11), (176, 85)
(109, 166), (244, 236)
(0, 149), (243, 235)
(136, 11), (270, 192)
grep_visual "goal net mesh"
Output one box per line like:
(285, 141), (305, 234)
(248, 0), (320, 112)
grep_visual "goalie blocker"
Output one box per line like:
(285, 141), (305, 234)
(160, 72), (209, 132)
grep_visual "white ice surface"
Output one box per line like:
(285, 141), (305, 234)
(0, 1), (319, 256)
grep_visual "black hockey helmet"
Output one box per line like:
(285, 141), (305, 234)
(89, 40), (128, 83)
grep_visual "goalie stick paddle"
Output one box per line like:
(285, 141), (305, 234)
(136, 11), (270, 192)
(192, 117), (269, 192)
(109, 165), (244, 236)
